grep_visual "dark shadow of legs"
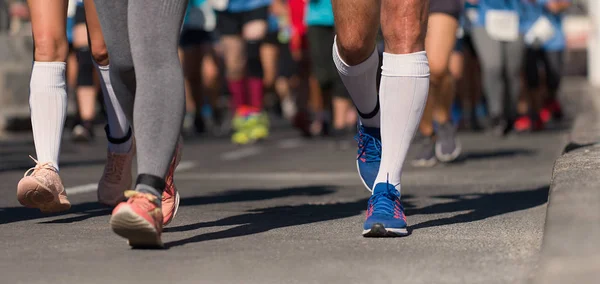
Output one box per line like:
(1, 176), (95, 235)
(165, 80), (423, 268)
(447, 148), (536, 164)
(0, 185), (338, 225)
(408, 186), (549, 231)
(164, 197), (374, 248)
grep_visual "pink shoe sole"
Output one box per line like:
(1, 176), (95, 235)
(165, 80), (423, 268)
(17, 177), (70, 213)
(164, 191), (180, 226)
(110, 206), (163, 248)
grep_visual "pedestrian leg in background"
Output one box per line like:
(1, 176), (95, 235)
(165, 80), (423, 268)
(17, 0), (71, 213)
(333, 0), (430, 237)
(471, 27), (513, 136)
(95, 0), (186, 248)
(540, 50), (564, 121)
(179, 1), (222, 136)
(413, 1), (460, 167)
(71, 2), (98, 142)
(84, 0), (136, 207)
(308, 25), (355, 142)
(504, 35), (525, 131)
(217, 5), (270, 145)
(518, 47), (544, 132)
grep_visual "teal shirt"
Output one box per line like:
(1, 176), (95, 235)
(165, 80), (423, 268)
(183, 0), (206, 25)
(227, 0), (272, 12)
(306, 0), (334, 27)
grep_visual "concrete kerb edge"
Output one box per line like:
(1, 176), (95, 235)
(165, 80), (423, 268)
(532, 84), (600, 283)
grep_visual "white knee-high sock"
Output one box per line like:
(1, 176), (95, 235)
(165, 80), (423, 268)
(94, 62), (132, 153)
(332, 37), (380, 128)
(374, 51), (430, 194)
(29, 62), (68, 170)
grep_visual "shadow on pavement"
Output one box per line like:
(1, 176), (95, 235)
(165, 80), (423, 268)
(179, 185), (336, 207)
(164, 197), (374, 248)
(456, 148), (536, 163)
(407, 186), (549, 231)
(0, 202), (111, 225)
(165, 186), (548, 247)
(0, 185), (337, 225)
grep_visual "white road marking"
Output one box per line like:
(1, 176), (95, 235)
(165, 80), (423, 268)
(277, 138), (303, 149)
(220, 146), (262, 161)
(65, 160), (197, 195)
(175, 161), (196, 173)
(65, 183), (97, 195)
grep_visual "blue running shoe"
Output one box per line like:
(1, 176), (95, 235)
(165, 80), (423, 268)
(363, 182), (408, 237)
(355, 125), (381, 192)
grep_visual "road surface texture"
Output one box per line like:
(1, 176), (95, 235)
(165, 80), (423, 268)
(0, 123), (569, 284)
(2, 75), (584, 284)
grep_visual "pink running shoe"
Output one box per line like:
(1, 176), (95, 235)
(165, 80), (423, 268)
(17, 157), (71, 213)
(110, 190), (164, 248)
(162, 139), (182, 226)
(98, 142), (136, 206)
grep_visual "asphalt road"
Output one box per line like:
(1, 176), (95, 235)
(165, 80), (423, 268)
(0, 124), (567, 284)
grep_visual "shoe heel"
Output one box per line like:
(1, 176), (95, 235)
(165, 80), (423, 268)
(17, 178), (70, 213)
(110, 208), (163, 248)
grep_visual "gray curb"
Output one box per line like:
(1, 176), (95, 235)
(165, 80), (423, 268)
(533, 81), (600, 283)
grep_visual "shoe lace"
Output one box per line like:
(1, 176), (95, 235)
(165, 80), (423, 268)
(23, 156), (56, 177)
(124, 190), (160, 210)
(369, 181), (402, 217)
(103, 153), (126, 183)
(355, 129), (381, 162)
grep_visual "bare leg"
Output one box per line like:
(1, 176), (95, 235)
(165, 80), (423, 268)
(17, 0), (71, 212)
(332, 0), (381, 128)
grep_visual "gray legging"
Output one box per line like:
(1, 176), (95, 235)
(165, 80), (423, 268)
(94, 0), (187, 180)
(471, 27), (524, 120)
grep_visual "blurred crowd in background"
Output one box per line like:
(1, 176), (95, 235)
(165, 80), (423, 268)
(0, 0), (590, 166)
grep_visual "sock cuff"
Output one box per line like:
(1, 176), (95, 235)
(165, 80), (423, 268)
(381, 51), (430, 77)
(136, 174), (166, 194)
(33, 61), (67, 68)
(95, 63), (110, 71)
(105, 125), (132, 144)
(30, 62), (67, 92)
(332, 36), (379, 77)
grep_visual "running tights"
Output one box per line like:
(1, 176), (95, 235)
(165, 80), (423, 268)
(94, 0), (187, 179)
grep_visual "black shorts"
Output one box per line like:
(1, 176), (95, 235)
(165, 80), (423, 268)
(180, 29), (215, 47)
(264, 31), (279, 45)
(216, 6), (269, 36)
(277, 43), (296, 78)
(74, 4), (86, 25)
(430, 0), (462, 20)
(307, 26), (349, 98)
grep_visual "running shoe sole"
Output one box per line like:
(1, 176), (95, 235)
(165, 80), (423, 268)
(110, 207), (163, 248)
(356, 160), (373, 193)
(164, 191), (180, 227)
(362, 223), (409, 237)
(17, 177), (70, 213)
(435, 140), (462, 163)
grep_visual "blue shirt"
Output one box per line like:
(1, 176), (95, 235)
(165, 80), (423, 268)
(306, 0), (334, 27)
(521, 0), (568, 51)
(268, 14), (279, 32)
(227, 0), (272, 13)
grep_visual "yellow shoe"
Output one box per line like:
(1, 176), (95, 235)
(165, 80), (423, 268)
(249, 124), (269, 141)
(248, 112), (269, 141)
(232, 113), (247, 131)
(232, 130), (252, 145)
